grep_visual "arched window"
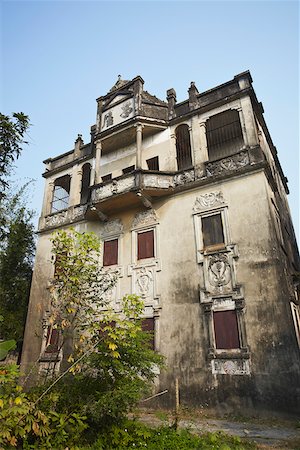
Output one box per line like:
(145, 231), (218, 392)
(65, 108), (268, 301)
(80, 163), (91, 204)
(206, 109), (244, 161)
(175, 124), (193, 171)
(51, 175), (71, 213)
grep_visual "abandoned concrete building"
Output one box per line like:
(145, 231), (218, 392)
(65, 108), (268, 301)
(21, 71), (300, 412)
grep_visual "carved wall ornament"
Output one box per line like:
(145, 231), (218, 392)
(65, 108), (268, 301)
(174, 170), (195, 186)
(103, 219), (123, 236)
(120, 101), (133, 118)
(212, 359), (250, 375)
(193, 191), (225, 212)
(102, 111), (114, 128)
(208, 254), (231, 288)
(132, 209), (158, 229)
(111, 180), (118, 195)
(45, 210), (68, 227)
(136, 267), (153, 298)
(72, 205), (87, 219)
(206, 151), (250, 177)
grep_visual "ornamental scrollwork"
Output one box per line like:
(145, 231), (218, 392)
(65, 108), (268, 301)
(132, 209), (158, 229)
(206, 151), (250, 177)
(208, 254), (231, 288)
(193, 191), (225, 212)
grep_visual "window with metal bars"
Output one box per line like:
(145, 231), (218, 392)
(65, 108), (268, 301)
(146, 156), (159, 171)
(137, 230), (154, 259)
(45, 326), (60, 353)
(80, 163), (91, 204)
(51, 175), (71, 212)
(103, 239), (118, 266)
(206, 109), (244, 161)
(175, 124), (193, 170)
(213, 310), (240, 349)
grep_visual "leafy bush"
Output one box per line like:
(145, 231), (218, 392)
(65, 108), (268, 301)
(0, 364), (87, 448)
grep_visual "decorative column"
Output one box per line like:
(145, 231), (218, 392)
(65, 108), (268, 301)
(199, 121), (208, 161)
(135, 123), (143, 169)
(239, 97), (259, 147)
(94, 140), (102, 184)
(169, 131), (178, 171)
(43, 180), (55, 216)
(237, 106), (249, 147)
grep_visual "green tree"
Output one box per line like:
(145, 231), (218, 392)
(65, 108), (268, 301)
(0, 184), (35, 348)
(43, 229), (163, 428)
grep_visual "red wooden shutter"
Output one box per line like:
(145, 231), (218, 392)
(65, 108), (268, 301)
(103, 239), (118, 266)
(138, 230), (154, 259)
(213, 310), (240, 349)
(141, 318), (155, 350)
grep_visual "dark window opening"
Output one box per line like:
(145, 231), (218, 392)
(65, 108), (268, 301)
(80, 163), (91, 204)
(138, 230), (154, 260)
(45, 326), (60, 353)
(51, 175), (71, 212)
(102, 173), (112, 182)
(202, 213), (225, 250)
(175, 124), (193, 170)
(122, 165), (135, 174)
(206, 109), (244, 161)
(141, 318), (155, 350)
(213, 310), (240, 349)
(146, 156), (159, 171)
(103, 239), (118, 266)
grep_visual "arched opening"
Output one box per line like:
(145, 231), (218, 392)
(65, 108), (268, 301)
(51, 175), (71, 213)
(80, 163), (91, 204)
(175, 124), (193, 171)
(206, 109), (244, 161)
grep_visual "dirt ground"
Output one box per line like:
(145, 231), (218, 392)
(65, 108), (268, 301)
(133, 408), (300, 449)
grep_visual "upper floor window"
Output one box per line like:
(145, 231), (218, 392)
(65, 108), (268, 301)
(103, 239), (118, 266)
(80, 163), (91, 204)
(206, 109), (244, 161)
(141, 317), (155, 350)
(102, 173), (112, 182)
(146, 156), (159, 171)
(175, 124), (192, 171)
(201, 213), (225, 251)
(123, 165), (135, 174)
(51, 175), (71, 213)
(138, 230), (154, 260)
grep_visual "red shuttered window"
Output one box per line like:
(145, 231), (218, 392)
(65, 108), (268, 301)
(45, 327), (60, 353)
(213, 310), (240, 349)
(103, 239), (118, 266)
(141, 318), (155, 350)
(138, 230), (154, 260)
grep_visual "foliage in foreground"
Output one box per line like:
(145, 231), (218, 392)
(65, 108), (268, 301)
(81, 419), (256, 450)
(0, 364), (87, 449)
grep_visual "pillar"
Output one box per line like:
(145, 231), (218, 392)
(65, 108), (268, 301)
(239, 97), (259, 147)
(94, 140), (102, 184)
(135, 123), (143, 169)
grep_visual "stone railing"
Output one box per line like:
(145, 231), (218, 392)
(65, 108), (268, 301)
(41, 205), (87, 230)
(205, 150), (250, 178)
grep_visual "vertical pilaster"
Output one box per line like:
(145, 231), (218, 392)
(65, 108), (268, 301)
(43, 180), (54, 216)
(240, 97), (259, 147)
(168, 132), (178, 171)
(94, 140), (102, 184)
(199, 121), (208, 161)
(237, 106), (248, 147)
(135, 123), (143, 169)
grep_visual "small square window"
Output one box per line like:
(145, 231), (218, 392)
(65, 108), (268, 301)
(202, 213), (225, 250)
(103, 239), (118, 266)
(122, 165), (135, 174)
(138, 230), (154, 260)
(45, 327), (60, 353)
(146, 156), (159, 171)
(213, 310), (240, 349)
(102, 174), (112, 182)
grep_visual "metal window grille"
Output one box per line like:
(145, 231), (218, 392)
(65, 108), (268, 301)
(175, 124), (193, 170)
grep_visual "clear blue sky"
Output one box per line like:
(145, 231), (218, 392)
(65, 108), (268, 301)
(1, 0), (299, 240)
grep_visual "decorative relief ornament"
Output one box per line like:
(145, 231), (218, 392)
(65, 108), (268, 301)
(212, 359), (250, 375)
(102, 111), (113, 128)
(120, 101), (133, 118)
(132, 209), (158, 228)
(103, 219), (123, 236)
(136, 267), (153, 298)
(206, 151), (249, 177)
(111, 180), (118, 195)
(193, 191), (225, 212)
(174, 170), (195, 186)
(208, 254), (231, 288)
(45, 211), (68, 227)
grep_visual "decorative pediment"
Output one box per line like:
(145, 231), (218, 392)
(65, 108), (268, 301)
(101, 219), (123, 237)
(193, 191), (225, 212)
(132, 209), (158, 229)
(105, 93), (132, 107)
(101, 98), (135, 131)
